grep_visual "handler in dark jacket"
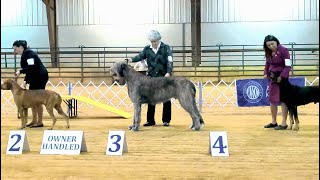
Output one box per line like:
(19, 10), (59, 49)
(129, 30), (173, 127)
(13, 40), (49, 128)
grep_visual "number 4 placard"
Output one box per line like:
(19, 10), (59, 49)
(209, 131), (229, 156)
(106, 131), (128, 156)
(6, 130), (30, 155)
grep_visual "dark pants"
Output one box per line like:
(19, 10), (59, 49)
(29, 74), (49, 90)
(147, 100), (171, 123)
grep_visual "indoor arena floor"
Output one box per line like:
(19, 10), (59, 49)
(1, 103), (319, 179)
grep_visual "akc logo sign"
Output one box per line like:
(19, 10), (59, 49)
(243, 81), (263, 103)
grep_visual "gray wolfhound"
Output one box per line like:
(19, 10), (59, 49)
(110, 62), (205, 131)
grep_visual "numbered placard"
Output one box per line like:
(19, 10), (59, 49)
(209, 131), (229, 156)
(40, 130), (87, 155)
(106, 131), (128, 155)
(6, 130), (30, 154)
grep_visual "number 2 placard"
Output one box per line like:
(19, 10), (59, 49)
(6, 130), (30, 155)
(209, 131), (229, 156)
(106, 131), (128, 156)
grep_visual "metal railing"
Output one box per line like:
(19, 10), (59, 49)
(1, 43), (319, 82)
(1, 78), (319, 110)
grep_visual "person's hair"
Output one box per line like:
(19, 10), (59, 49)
(147, 30), (161, 41)
(12, 40), (28, 49)
(263, 35), (280, 59)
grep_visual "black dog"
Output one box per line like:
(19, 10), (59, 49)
(268, 71), (320, 131)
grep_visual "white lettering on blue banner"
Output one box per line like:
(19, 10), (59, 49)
(236, 77), (305, 107)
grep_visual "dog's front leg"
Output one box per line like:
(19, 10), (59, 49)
(288, 110), (294, 130)
(24, 108), (28, 126)
(18, 108), (26, 129)
(293, 106), (300, 131)
(293, 117), (300, 131)
(129, 103), (141, 131)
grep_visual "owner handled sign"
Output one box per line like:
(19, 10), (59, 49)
(236, 77), (305, 107)
(40, 130), (87, 155)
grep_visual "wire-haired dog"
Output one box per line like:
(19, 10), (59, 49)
(110, 61), (205, 131)
(1, 79), (70, 130)
(268, 71), (320, 131)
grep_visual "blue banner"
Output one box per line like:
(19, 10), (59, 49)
(236, 77), (305, 107)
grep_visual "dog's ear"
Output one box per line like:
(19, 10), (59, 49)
(266, 71), (272, 82)
(268, 71), (273, 79)
(121, 63), (127, 70)
(119, 63), (127, 77)
(2, 79), (13, 90)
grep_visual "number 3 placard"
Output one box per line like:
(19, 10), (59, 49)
(209, 131), (229, 156)
(6, 130), (30, 155)
(106, 131), (128, 156)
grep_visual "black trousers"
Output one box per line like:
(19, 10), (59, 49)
(147, 100), (171, 123)
(29, 74), (49, 90)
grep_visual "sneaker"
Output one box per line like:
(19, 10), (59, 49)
(163, 122), (170, 126)
(143, 122), (156, 126)
(264, 123), (278, 128)
(274, 125), (288, 130)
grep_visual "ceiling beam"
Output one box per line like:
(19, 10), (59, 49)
(42, 0), (58, 67)
(191, 0), (201, 67)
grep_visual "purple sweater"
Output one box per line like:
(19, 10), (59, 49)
(264, 44), (291, 78)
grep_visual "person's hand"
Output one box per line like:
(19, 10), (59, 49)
(164, 73), (171, 77)
(125, 58), (132, 64)
(263, 75), (267, 78)
(15, 70), (20, 77)
(21, 81), (27, 89)
(277, 76), (282, 83)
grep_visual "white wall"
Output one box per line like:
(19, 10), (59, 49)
(58, 24), (184, 47)
(1, 20), (318, 48)
(202, 21), (319, 45)
(1, 26), (49, 49)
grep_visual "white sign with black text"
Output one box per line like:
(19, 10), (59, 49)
(106, 131), (128, 155)
(209, 131), (229, 156)
(40, 130), (87, 155)
(6, 130), (30, 154)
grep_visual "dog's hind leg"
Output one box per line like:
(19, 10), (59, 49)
(193, 100), (205, 128)
(292, 106), (299, 131)
(187, 100), (205, 129)
(178, 96), (201, 131)
(55, 104), (70, 129)
(46, 106), (57, 130)
(129, 103), (141, 131)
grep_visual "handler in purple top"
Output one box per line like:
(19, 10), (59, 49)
(263, 35), (291, 130)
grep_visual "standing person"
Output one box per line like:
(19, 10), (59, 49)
(263, 35), (291, 130)
(13, 40), (49, 128)
(127, 30), (173, 127)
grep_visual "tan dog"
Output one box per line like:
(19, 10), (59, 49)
(1, 79), (70, 130)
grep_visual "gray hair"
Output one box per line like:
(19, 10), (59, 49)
(147, 30), (162, 41)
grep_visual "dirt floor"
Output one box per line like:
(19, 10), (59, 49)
(1, 102), (319, 179)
